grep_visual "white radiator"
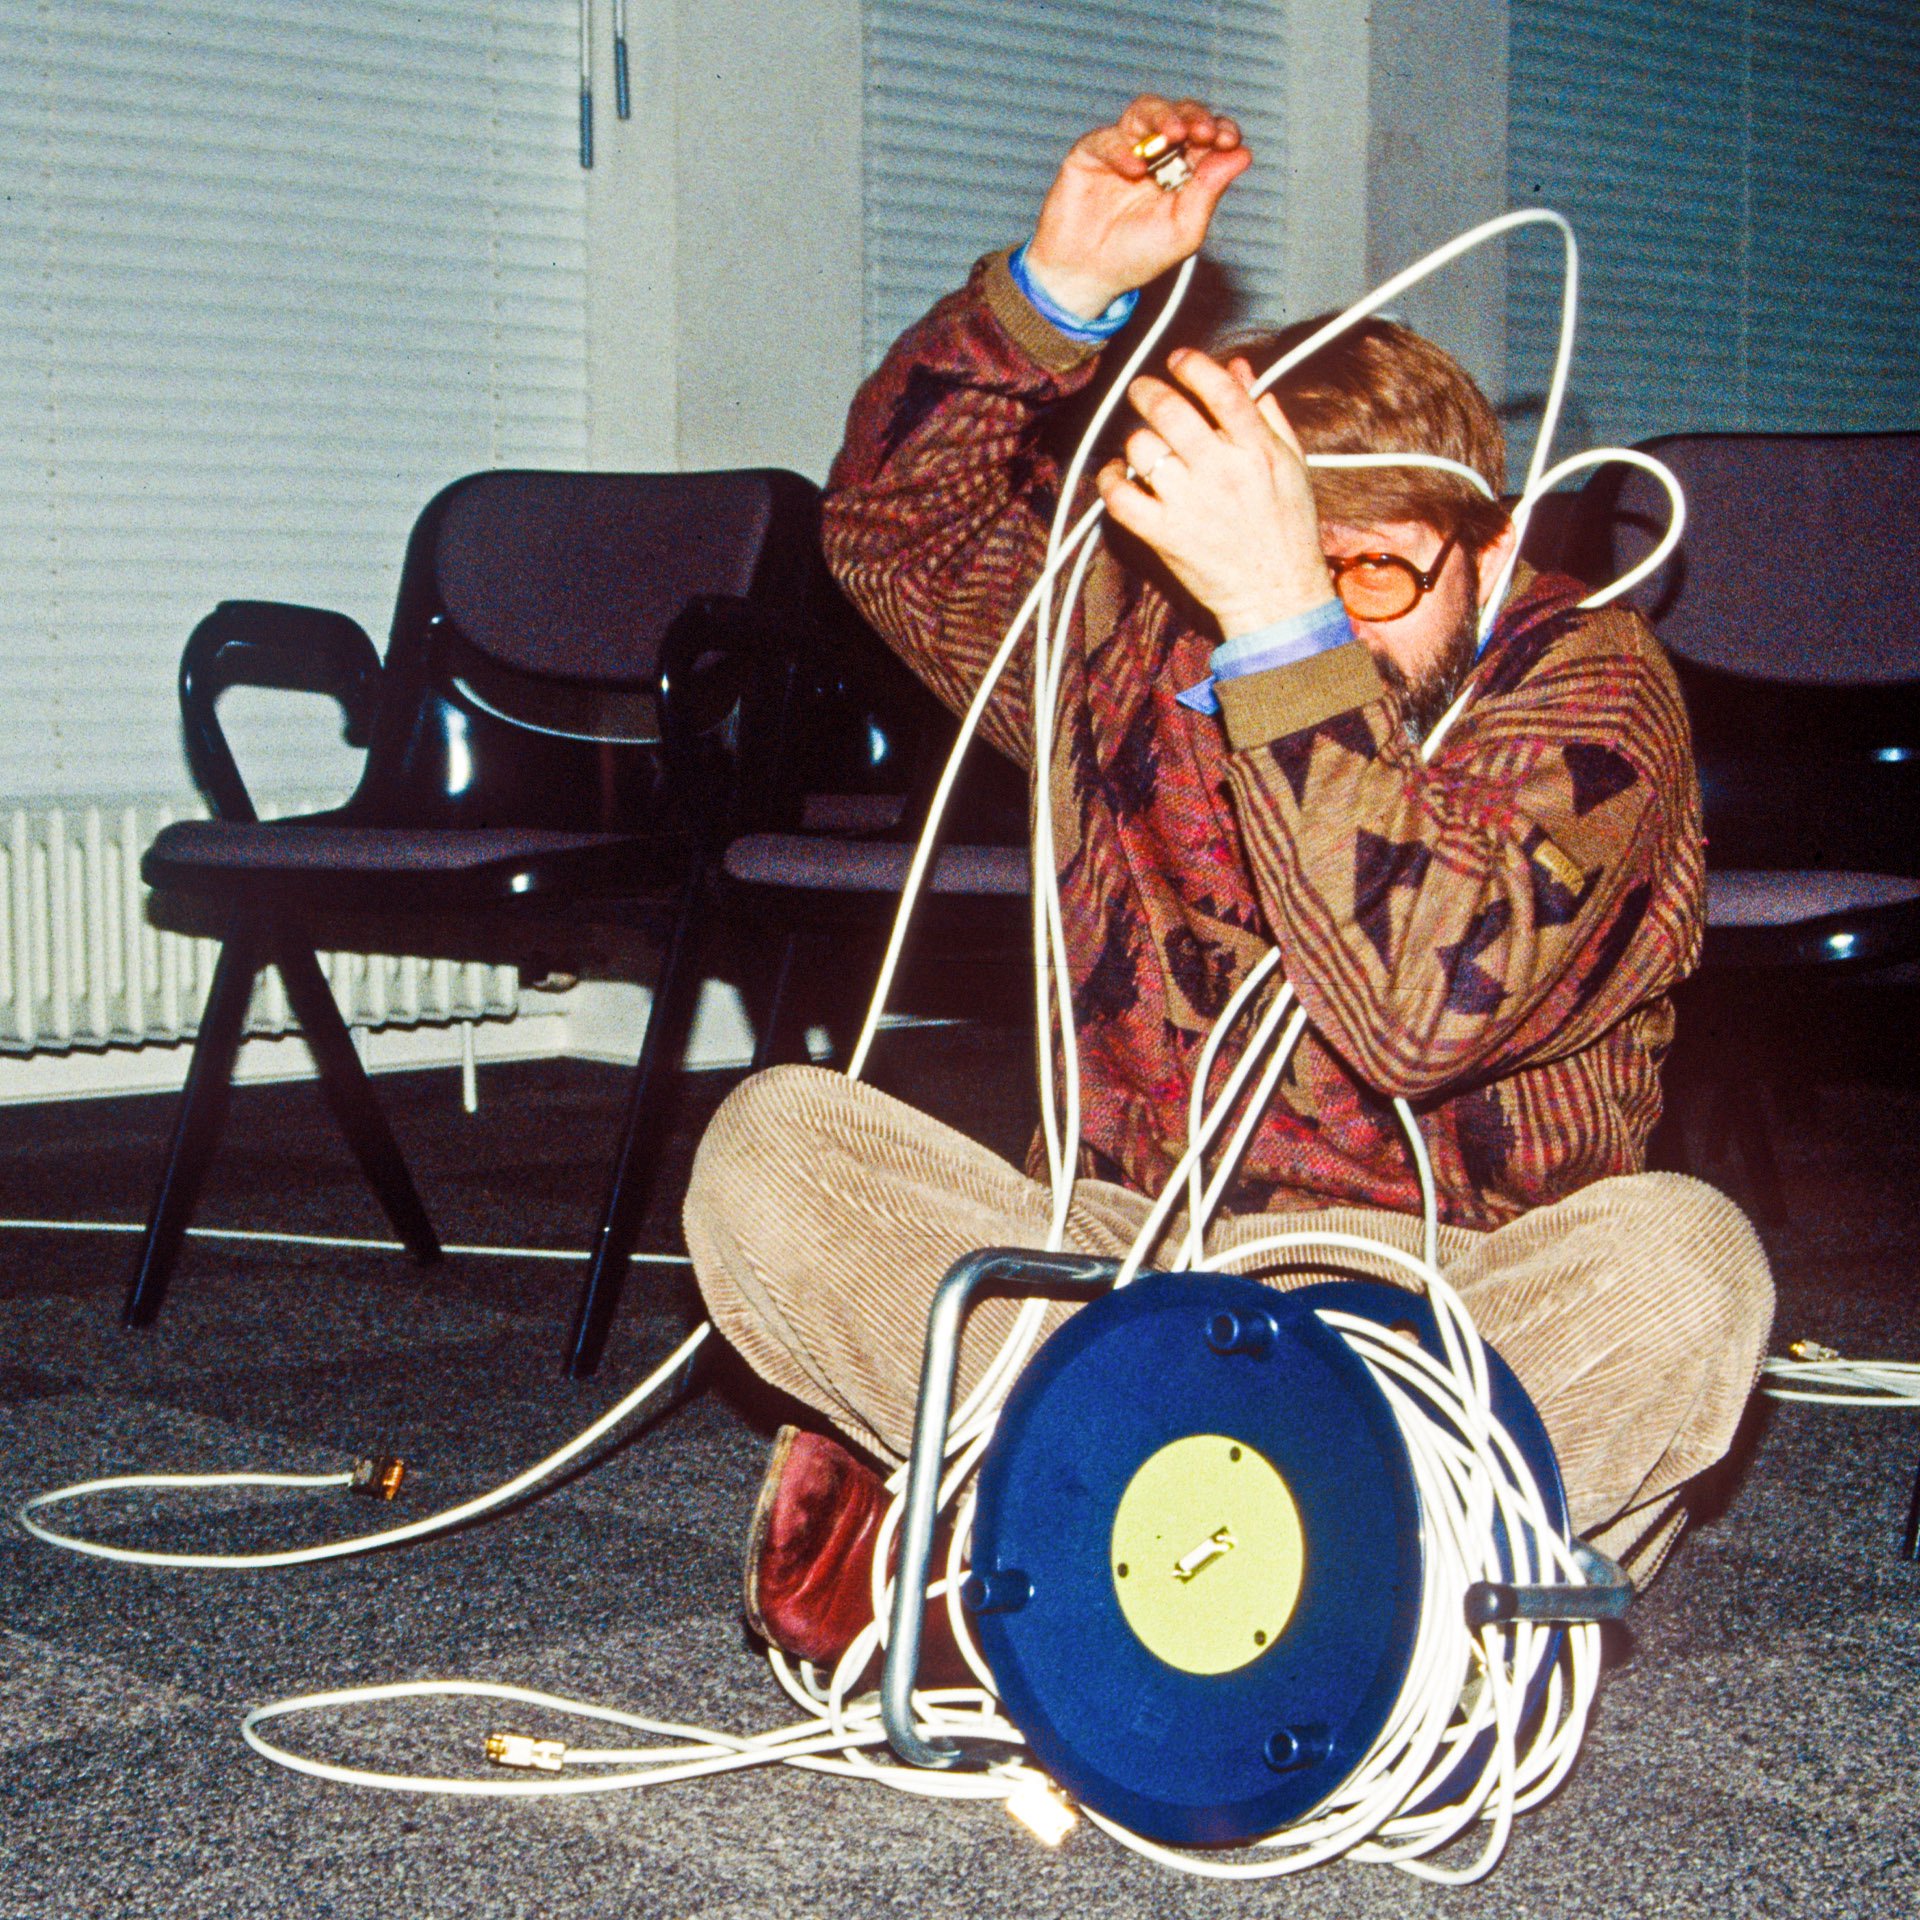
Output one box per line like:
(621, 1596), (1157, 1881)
(0, 802), (519, 1055)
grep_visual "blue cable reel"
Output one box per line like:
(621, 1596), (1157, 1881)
(882, 1250), (1625, 1850)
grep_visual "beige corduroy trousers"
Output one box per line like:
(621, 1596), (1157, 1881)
(684, 1065), (1774, 1579)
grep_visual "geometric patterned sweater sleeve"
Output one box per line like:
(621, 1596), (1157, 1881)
(823, 249), (1707, 1226)
(823, 250), (1104, 772)
(1214, 599), (1704, 1101)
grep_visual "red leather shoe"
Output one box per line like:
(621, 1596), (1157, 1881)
(742, 1425), (973, 1684)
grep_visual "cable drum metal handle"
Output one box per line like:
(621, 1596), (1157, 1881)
(1462, 1537), (1634, 1629)
(881, 1249), (1122, 1770)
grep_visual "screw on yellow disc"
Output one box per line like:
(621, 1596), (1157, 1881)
(1109, 1433), (1305, 1675)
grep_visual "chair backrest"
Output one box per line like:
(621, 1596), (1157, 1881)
(352, 468), (828, 834)
(425, 469), (814, 685)
(1592, 433), (1920, 874)
(1513, 487), (1604, 588)
(1607, 432), (1920, 684)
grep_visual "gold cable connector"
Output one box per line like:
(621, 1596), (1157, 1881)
(349, 1456), (407, 1500)
(1787, 1339), (1841, 1363)
(486, 1732), (567, 1773)
(1133, 132), (1194, 193)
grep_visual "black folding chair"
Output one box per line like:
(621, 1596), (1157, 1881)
(128, 466), (828, 1376)
(664, 593), (1033, 1075)
(1598, 434), (1920, 1223)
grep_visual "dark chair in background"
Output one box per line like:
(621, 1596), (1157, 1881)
(129, 466), (835, 1376)
(689, 602), (1032, 1076)
(1596, 432), (1920, 1216)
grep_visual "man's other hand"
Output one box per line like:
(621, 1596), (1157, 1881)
(1097, 350), (1336, 639)
(1024, 96), (1251, 321)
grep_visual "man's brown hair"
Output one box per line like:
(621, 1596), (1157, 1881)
(1225, 315), (1510, 552)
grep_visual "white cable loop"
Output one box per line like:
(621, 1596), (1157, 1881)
(17, 1327), (708, 1569)
(1307, 450), (1498, 498)
(1760, 1356), (1920, 1407)
(1180, 947), (1286, 1266)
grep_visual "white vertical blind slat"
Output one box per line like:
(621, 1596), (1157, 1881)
(862, 1), (1289, 369)
(1508, 0), (1920, 449)
(0, 0), (588, 806)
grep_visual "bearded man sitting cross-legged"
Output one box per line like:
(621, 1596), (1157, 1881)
(681, 93), (1774, 1674)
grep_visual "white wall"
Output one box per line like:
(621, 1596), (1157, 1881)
(585, 2), (683, 470)
(1278, 0), (1374, 323)
(585, 1), (1518, 482)
(586, 0), (865, 482)
(1367, 0), (1511, 410)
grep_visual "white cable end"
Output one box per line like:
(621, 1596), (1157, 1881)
(1005, 1775), (1077, 1846)
(485, 1732), (567, 1773)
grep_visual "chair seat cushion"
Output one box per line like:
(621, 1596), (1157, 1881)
(1707, 869), (1920, 928)
(724, 832), (1029, 896)
(145, 816), (680, 905)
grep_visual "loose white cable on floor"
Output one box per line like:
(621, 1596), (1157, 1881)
(243, 1676), (1024, 1799)
(1761, 1352), (1920, 1407)
(17, 1325), (708, 1569)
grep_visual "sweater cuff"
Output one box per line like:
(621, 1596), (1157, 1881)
(1215, 641), (1389, 752)
(1008, 243), (1140, 341)
(1216, 597), (1352, 672)
(1177, 598), (1355, 715)
(978, 249), (1107, 376)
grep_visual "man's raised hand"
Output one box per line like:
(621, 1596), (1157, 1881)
(1023, 96), (1250, 322)
(1096, 350), (1336, 640)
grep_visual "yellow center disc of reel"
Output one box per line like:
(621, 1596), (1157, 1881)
(1109, 1433), (1306, 1674)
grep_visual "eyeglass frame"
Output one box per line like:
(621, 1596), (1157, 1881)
(1325, 530), (1461, 623)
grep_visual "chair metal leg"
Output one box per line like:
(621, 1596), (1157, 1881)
(751, 929), (805, 1073)
(125, 930), (262, 1327)
(1903, 1455), (1920, 1561)
(566, 873), (706, 1378)
(274, 939), (440, 1264)
(1723, 1079), (1785, 1225)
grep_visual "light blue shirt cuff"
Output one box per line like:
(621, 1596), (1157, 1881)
(1176, 599), (1355, 715)
(1008, 242), (1139, 343)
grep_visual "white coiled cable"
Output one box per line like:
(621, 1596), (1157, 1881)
(18, 1327), (709, 1570)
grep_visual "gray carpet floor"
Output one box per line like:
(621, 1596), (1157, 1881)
(1, 1021), (1916, 1918)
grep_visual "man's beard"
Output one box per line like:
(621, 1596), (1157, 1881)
(1376, 604), (1479, 744)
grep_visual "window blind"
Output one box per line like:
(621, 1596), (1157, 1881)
(1508, 0), (1920, 452)
(0, 0), (588, 806)
(862, 1), (1289, 369)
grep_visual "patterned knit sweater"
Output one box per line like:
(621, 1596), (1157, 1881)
(822, 252), (1705, 1231)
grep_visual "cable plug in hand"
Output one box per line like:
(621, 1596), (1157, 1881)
(1023, 95), (1251, 321)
